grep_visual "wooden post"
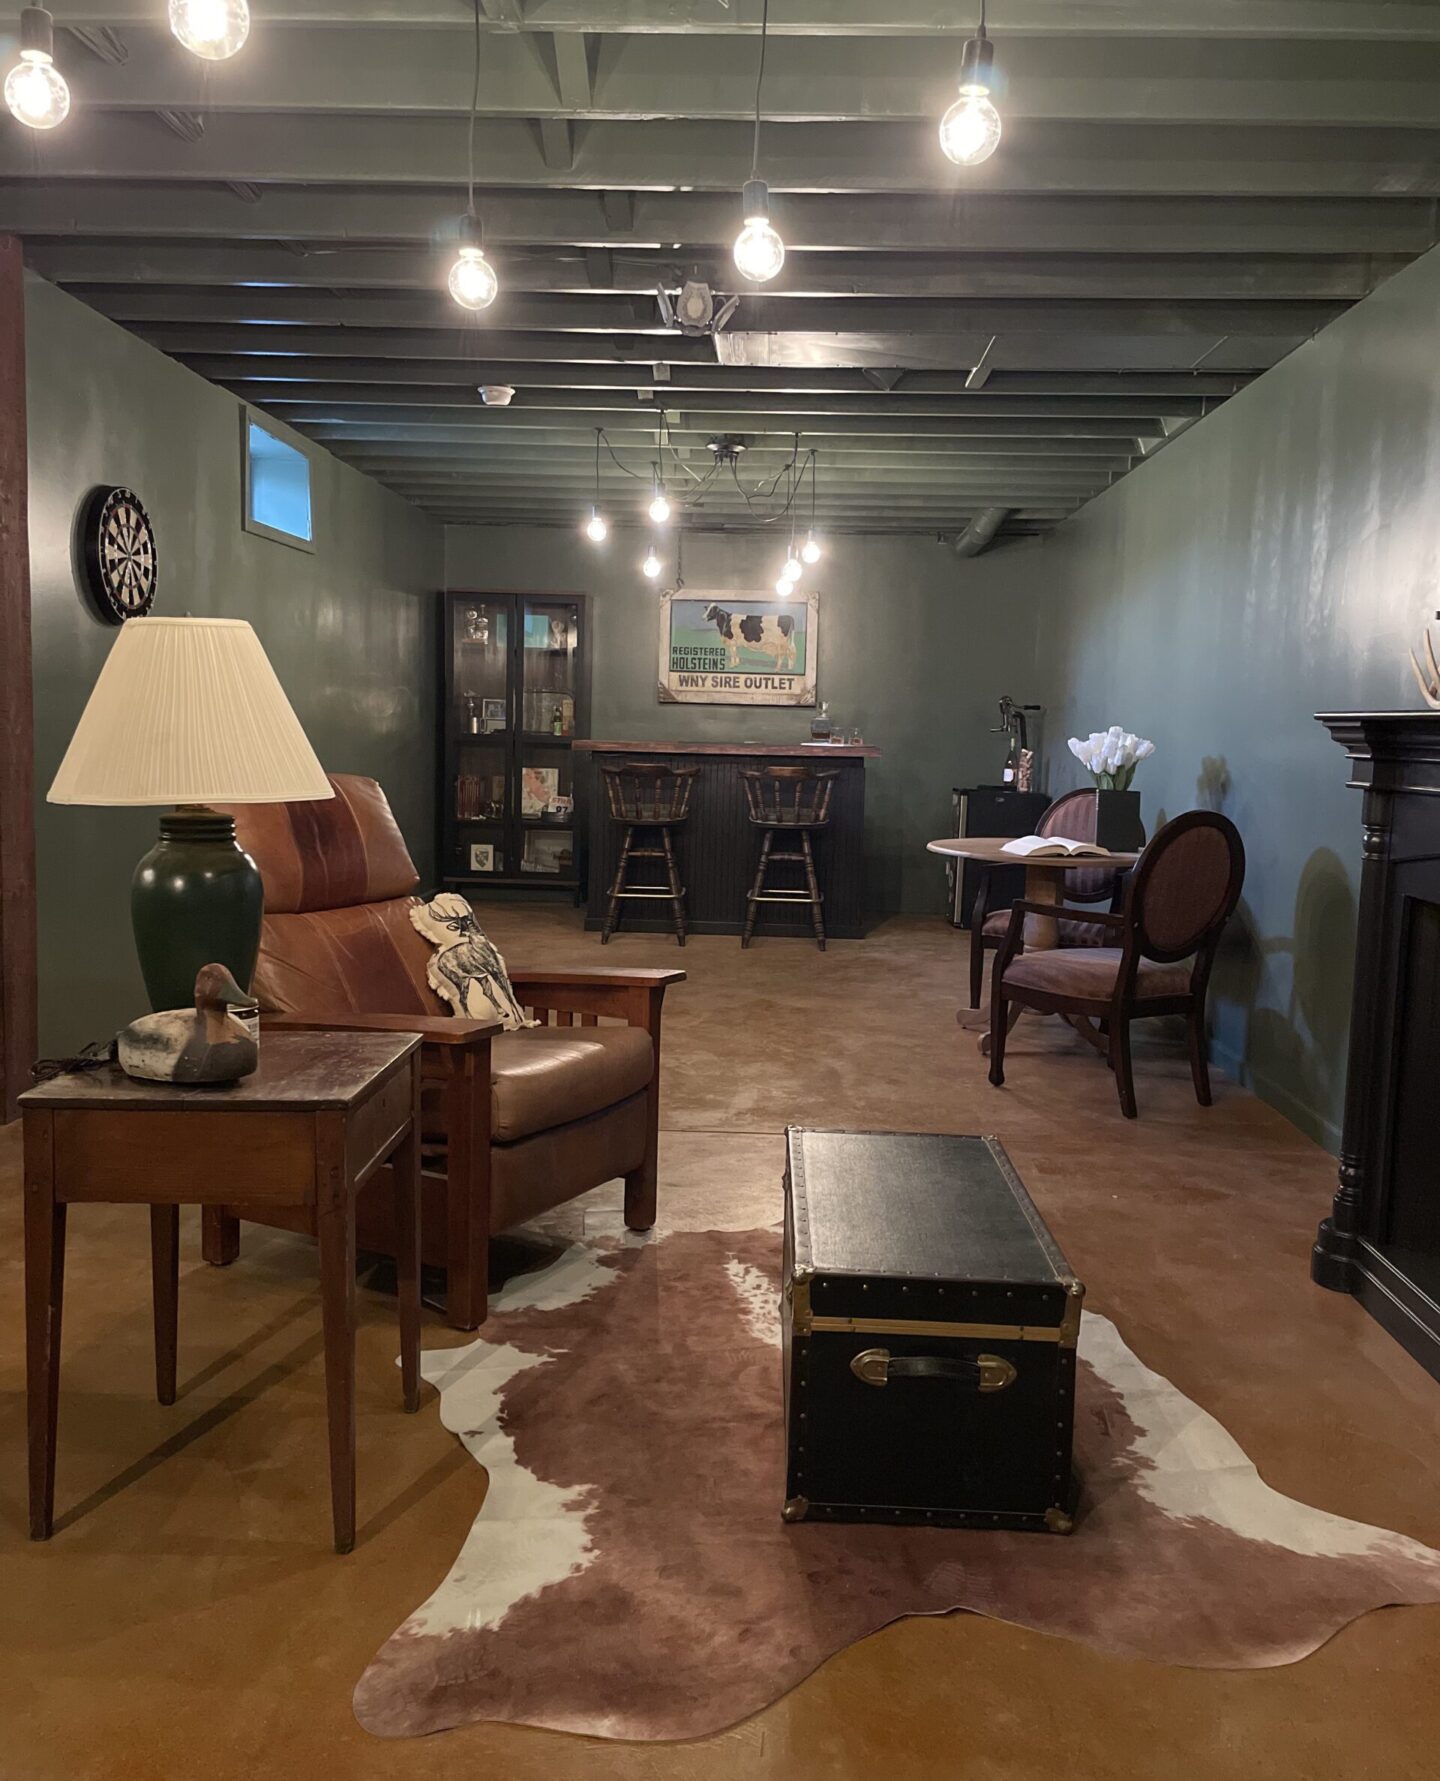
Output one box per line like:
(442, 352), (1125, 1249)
(0, 235), (37, 1123)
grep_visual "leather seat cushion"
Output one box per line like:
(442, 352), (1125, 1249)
(981, 909), (1113, 947)
(490, 1024), (654, 1143)
(1002, 947), (1192, 1001)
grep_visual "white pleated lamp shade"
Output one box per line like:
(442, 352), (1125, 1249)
(47, 616), (334, 807)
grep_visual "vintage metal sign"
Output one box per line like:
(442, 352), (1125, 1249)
(657, 590), (818, 706)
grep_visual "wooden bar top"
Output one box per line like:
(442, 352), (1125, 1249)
(574, 739), (881, 759)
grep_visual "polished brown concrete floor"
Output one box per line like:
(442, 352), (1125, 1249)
(3, 911), (1438, 1780)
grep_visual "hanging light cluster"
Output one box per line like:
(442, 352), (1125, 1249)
(939, 1), (1002, 167)
(774, 454), (822, 598)
(6, 1), (250, 130)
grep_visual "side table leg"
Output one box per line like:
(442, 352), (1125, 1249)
(393, 1078), (422, 1416)
(317, 1118), (357, 1555)
(24, 1112), (66, 1541)
(150, 1205), (179, 1406)
(201, 1207), (240, 1267)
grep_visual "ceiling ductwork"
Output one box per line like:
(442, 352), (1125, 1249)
(948, 507), (1011, 557)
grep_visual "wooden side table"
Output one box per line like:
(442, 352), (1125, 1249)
(21, 1029), (424, 1555)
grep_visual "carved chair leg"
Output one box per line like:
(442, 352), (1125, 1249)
(1187, 1002), (1212, 1106)
(969, 931), (987, 1010)
(602, 824), (633, 943)
(743, 829), (773, 948)
(1110, 1016), (1138, 1119)
(661, 825), (686, 947)
(802, 832), (826, 951)
(201, 1206), (239, 1267)
(987, 990), (1010, 1086)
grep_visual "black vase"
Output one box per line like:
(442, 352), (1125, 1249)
(1094, 788), (1145, 852)
(131, 808), (263, 1012)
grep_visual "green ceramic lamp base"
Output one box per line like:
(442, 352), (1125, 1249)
(131, 807), (263, 1013)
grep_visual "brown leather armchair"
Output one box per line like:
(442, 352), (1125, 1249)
(200, 775), (683, 1328)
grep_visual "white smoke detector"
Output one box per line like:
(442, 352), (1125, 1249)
(479, 384), (515, 406)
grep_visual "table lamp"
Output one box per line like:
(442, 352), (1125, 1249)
(47, 616), (333, 1011)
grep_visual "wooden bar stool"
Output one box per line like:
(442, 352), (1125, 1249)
(599, 761), (702, 945)
(740, 765), (839, 951)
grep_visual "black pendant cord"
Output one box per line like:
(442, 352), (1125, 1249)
(810, 451), (819, 531)
(750, 0), (770, 180)
(466, 0), (481, 223)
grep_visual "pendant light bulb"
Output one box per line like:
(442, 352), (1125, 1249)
(649, 490), (671, 525)
(775, 575), (794, 599)
(5, 9), (69, 130)
(585, 509), (608, 544)
(801, 533), (822, 565)
(939, 29), (1001, 167)
(642, 548), (663, 581)
(734, 179), (785, 284)
(448, 217), (498, 311)
(168, 0), (251, 60)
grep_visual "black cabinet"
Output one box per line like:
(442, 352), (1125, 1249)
(947, 786), (1052, 927)
(440, 592), (590, 894)
(1313, 711), (1440, 1384)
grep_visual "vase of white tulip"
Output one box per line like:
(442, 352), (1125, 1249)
(1067, 727), (1155, 849)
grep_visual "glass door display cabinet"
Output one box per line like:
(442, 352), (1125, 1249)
(441, 591), (590, 894)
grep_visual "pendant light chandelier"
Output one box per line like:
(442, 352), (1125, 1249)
(733, 0), (785, 284)
(169, 0), (251, 61)
(448, 0), (499, 311)
(5, 8), (70, 131)
(939, 0), (1003, 167)
(584, 430), (608, 542)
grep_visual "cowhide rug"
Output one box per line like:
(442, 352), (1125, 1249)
(354, 1226), (1440, 1743)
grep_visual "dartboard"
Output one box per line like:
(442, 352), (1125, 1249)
(81, 486), (158, 624)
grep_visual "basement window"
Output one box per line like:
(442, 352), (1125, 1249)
(242, 413), (315, 551)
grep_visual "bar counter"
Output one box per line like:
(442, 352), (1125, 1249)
(575, 740), (879, 939)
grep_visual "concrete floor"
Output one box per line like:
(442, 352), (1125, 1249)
(3, 910), (1437, 1780)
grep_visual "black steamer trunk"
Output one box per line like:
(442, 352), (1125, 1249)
(782, 1129), (1083, 1531)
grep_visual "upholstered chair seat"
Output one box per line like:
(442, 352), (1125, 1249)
(968, 788), (1141, 1007)
(988, 810), (1245, 1120)
(202, 774), (683, 1328)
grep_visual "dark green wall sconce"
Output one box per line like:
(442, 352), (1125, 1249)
(47, 615), (332, 1012)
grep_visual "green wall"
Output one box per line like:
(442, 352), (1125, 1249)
(27, 272), (443, 1055)
(959, 243), (1440, 1151)
(444, 524), (1040, 918)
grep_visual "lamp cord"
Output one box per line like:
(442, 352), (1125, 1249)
(466, 0), (481, 220)
(750, 0), (770, 180)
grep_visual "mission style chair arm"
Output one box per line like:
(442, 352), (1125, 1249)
(205, 969), (685, 1330)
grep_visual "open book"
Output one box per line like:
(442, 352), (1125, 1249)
(1001, 834), (1111, 859)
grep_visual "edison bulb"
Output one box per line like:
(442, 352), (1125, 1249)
(642, 549), (663, 580)
(775, 575), (794, 598)
(801, 533), (822, 565)
(734, 216), (785, 284)
(585, 510), (608, 543)
(4, 50), (68, 129)
(648, 492), (671, 524)
(783, 553), (802, 581)
(448, 245), (499, 311)
(939, 90), (1002, 167)
(169, 0), (251, 60)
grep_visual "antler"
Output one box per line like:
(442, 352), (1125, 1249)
(1409, 626), (1440, 710)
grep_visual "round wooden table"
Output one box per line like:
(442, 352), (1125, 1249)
(927, 835), (1142, 1051)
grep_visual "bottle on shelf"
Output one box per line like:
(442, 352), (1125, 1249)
(463, 692), (480, 736)
(551, 703), (564, 737)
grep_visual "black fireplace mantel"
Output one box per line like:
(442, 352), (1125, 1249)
(1314, 709), (1440, 1382)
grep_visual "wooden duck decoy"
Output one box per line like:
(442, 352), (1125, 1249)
(117, 963), (259, 1084)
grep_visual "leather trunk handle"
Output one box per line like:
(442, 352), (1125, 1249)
(850, 1347), (1017, 1393)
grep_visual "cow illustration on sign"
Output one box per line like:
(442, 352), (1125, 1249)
(658, 590), (818, 706)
